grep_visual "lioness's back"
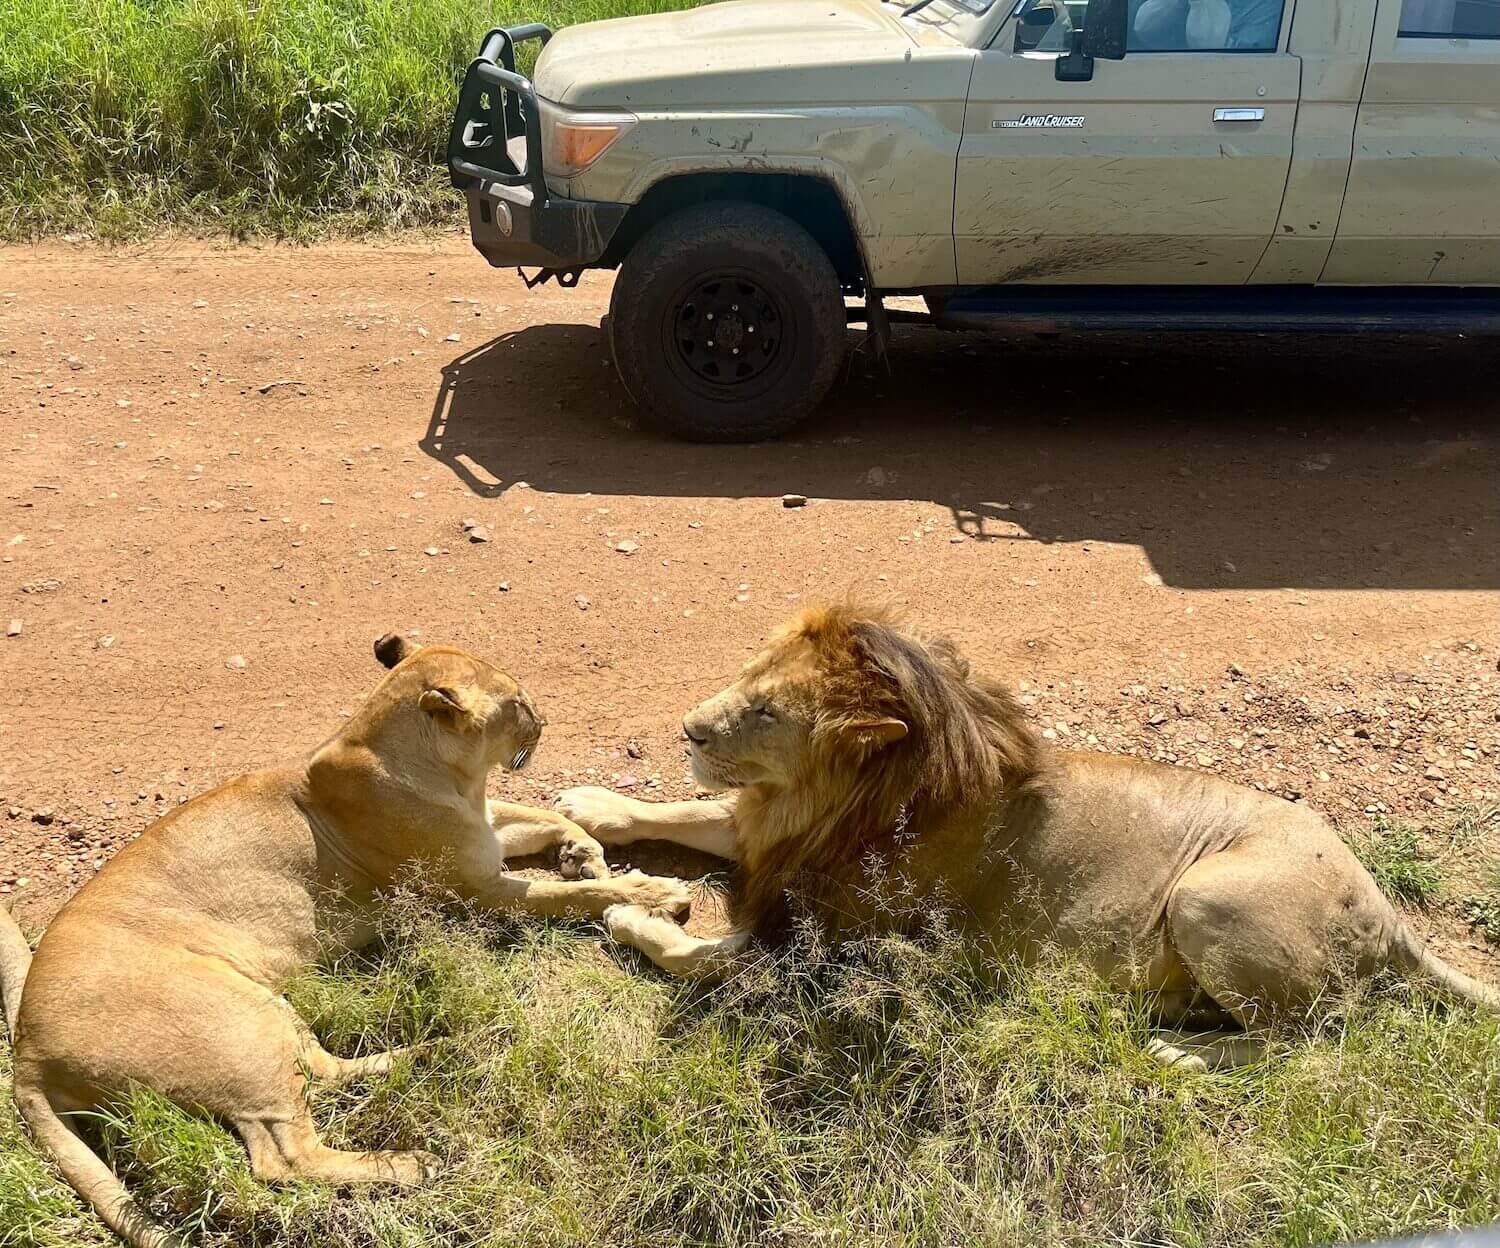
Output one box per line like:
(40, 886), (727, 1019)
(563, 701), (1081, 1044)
(20, 767), (320, 1041)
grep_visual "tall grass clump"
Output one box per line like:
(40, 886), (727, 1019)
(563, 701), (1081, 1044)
(2, 884), (1497, 1248)
(0, 0), (701, 239)
(1349, 815), (1445, 909)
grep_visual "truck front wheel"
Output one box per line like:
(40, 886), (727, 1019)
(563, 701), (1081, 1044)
(608, 202), (846, 442)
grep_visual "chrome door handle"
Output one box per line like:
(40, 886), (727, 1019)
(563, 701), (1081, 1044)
(1214, 107), (1266, 122)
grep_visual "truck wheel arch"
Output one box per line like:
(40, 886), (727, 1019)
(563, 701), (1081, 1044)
(599, 171), (868, 292)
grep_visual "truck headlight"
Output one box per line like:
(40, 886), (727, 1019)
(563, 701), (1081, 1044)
(537, 99), (637, 177)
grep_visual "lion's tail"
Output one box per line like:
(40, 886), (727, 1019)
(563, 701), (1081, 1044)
(13, 1086), (183, 1248)
(1389, 921), (1500, 1011)
(0, 906), (182, 1248)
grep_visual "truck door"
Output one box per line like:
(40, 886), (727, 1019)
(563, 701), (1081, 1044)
(954, 0), (1301, 285)
(1323, 0), (1500, 284)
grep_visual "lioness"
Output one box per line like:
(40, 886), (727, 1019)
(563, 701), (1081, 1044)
(0, 633), (689, 1248)
(559, 605), (1498, 1069)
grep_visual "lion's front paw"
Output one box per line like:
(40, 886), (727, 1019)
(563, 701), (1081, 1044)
(613, 871), (692, 919)
(558, 830), (610, 881)
(602, 902), (649, 942)
(554, 786), (642, 844)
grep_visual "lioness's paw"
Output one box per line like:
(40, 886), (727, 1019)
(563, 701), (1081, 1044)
(554, 786), (641, 843)
(614, 871), (692, 918)
(387, 1149), (444, 1185)
(558, 830), (611, 881)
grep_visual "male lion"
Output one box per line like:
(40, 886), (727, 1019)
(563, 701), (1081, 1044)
(558, 605), (1498, 1069)
(0, 633), (688, 1248)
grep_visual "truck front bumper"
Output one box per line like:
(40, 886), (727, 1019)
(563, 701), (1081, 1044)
(460, 180), (628, 272)
(448, 24), (628, 273)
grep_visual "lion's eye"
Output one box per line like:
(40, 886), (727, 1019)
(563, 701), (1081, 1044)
(755, 705), (775, 721)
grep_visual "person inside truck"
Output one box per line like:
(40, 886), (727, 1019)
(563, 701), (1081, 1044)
(1129, 0), (1284, 49)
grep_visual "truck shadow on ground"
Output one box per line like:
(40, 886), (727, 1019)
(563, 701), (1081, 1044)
(421, 321), (1499, 590)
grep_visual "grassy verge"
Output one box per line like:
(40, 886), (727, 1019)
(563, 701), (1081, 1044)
(1348, 815), (1445, 909)
(3, 882), (1499, 1248)
(0, 0), (697, 241)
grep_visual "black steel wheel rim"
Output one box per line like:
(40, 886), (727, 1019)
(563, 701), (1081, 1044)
(664, 271), (790, 395)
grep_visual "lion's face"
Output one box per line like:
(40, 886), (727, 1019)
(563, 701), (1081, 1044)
(373, 632), (544, 773)
(682, 636), (824, 790)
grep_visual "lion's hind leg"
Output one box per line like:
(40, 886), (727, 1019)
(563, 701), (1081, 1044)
(122, 956), (437, 1188)
(231, 994), (438, 1185)
(236, 1111), (439, 1185)
(301, 1042), (417, 1088)
(1157, 835), (1395, 1070)
(269, 993), (416, 1089)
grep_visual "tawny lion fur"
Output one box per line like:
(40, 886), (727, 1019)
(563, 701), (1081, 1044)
(558, 604), (1498, 1064)
(0, 634), (690, 1248)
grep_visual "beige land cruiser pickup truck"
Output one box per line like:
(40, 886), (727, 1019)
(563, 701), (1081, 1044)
(448, 0), (1500, 441)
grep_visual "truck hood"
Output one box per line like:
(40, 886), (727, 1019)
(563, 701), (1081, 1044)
(533, 0), (924, 107)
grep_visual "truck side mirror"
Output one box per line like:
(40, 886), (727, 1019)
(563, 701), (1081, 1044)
(1083, 0), (1130, 59)
(1055, 0), (1129, 81)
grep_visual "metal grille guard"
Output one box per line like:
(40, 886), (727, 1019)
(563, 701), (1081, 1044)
(447, 24), (553, 200)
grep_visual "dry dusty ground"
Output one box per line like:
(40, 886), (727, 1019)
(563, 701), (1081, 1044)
(0, 237), (1496, 969)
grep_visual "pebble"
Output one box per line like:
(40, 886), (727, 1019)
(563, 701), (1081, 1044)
(225, 655), (248, 671)
(575, 595), (591, 610)
(21, 578), (60, 593)
(781, 494), (807, 508)
(469, 526), (492, 543)
(32, 809), (54, 826)
(424, 546), (441, 557)
(498, 581), (511, 592)
(615, 539), (640, 555)
(6, 619), (20, 637)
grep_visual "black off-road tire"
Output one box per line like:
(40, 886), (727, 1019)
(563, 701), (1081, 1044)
(608, 202), (846, 442)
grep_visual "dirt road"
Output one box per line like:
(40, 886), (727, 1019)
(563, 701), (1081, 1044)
(1, 238), (1496, 968)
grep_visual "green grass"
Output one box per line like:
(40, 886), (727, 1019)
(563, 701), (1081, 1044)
(1349, 816), (1446, 909)
(3, 887), (1499, 1248)
(0, 0), (699, 240)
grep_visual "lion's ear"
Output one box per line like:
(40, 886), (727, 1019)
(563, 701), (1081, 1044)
(843, 718), (909, 748)
(374, 632), (418, 669)
(418, 685), (476, 730)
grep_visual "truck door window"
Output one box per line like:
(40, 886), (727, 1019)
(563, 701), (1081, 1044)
(1127, 0), (1285, 50)
(1399, 0), (1500, 38)
(1013, 0), (1286, 52)
(1013, 0), (1086, 52)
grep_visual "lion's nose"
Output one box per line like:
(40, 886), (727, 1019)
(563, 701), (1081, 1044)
(522, 695), (546, 732)
(682, 717), (708, 746)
